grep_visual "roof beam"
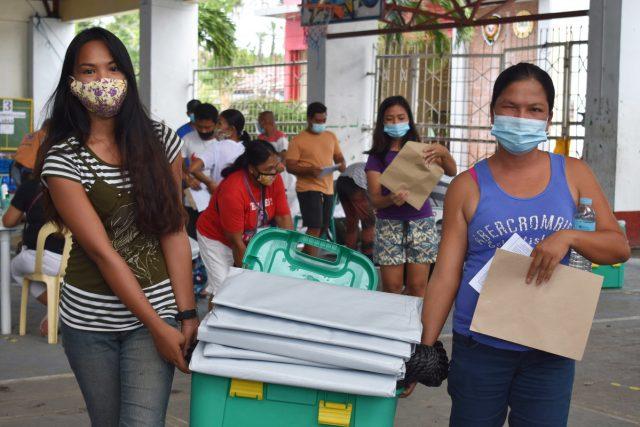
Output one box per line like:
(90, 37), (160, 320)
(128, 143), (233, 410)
(58, 0), (138, 22)
(327, 9), (589, 39)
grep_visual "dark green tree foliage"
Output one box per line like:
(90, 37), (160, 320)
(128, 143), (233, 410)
(76, 13), (140, 75)
(384, 0), (474, 51)
(75, 0), (242, 73)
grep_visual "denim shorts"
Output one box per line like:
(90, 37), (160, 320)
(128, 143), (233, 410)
(374, 216), (439, 265)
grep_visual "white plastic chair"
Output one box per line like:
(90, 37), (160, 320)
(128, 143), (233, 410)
(19, 222), (72, 344)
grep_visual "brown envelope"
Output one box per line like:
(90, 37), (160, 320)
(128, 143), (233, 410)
(379, 141), (444, 210)
(470, 249), (603, 360)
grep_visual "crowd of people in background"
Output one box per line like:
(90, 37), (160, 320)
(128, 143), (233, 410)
(4, 26), (630, 427)
(176, 94), (456, 300)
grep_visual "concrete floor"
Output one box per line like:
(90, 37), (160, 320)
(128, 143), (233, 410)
(1, 259), (638, 426)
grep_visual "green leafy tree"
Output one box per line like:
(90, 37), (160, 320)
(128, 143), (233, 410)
(384, 0), (474, 50)
(198, 0), (241, 65)
(76, 0), (242, 74)
(76, 12), (140, 75)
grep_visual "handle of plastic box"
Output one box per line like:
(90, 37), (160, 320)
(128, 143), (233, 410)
(294, 234), (345, 265)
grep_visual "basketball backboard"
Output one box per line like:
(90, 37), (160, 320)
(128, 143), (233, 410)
(301, 0), (383, 26)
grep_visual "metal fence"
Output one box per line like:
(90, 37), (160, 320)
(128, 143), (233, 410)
(193, 56), (308, 137)
(375, 26), (589, 170)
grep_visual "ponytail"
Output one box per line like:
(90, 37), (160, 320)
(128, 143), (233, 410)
(220, 109), (248, 143)
(221, 140), (277, 178)
(240, 131), (251, 145)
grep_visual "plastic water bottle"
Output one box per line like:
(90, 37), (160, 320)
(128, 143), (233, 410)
(0, 177), (8, 214)
(0, 177), (8, 199)
(569, 198), (596, 271)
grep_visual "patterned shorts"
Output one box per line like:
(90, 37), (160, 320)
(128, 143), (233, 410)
(374, 217), (440, 265)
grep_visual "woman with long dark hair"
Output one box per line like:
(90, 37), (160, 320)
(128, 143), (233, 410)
(188, 108), (250, 194)
(196, 140), (293, 295)
(365, 95), (456, 297)
(36, 27), (197, 426)
(408, 63), (630, 424)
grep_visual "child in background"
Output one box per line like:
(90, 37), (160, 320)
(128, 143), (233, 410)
(257, 111), (288, 155)
(257, 111), (299, 217)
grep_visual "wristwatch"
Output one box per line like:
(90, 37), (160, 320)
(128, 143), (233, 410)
(175, 309), (198, 322)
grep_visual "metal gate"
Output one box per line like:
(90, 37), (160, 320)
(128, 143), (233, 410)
(193, 58), (308, 137)
(375, 27), (588, 170)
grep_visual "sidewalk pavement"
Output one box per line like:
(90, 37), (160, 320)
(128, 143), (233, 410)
(1, 259), (639, 426)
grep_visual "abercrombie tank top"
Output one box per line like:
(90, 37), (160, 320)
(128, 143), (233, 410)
(453, 153), (576, 351)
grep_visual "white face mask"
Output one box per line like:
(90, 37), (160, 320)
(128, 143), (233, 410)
(216, 128), (231, 140)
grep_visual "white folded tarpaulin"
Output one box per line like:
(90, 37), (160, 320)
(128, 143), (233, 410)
(207, 306), (413, 359)
(197, 323), (405, 377)
(213, 270), (423, 343)
(190, 343), (398, 398)
(202, 343), (336, 369)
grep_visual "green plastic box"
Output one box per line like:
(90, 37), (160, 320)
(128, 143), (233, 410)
(190, 374), (398, 427)
(592, 263), (625, 289)
(591, 220), (627, 289)
(190, 229), (397, 427)
(243, 228), (378, 291)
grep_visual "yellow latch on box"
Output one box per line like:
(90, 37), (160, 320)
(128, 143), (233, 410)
(318, 400), (353, 427)
(229, 379), (264, 400)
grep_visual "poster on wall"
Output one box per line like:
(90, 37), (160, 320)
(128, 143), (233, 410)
(482, 14), (501, 46)
(0, 98), (33, 151)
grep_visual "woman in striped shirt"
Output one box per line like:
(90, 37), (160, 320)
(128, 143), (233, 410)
(36, 27), (197, 426)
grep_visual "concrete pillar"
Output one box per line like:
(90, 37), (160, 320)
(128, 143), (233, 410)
(28, 16), (75, 127)
(306, 30), (326, 105)
(584, 0), (640, 245)
(318, 21), (377, 163)
(139, 0), (198, 129)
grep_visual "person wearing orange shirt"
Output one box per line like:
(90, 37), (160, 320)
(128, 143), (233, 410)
(12, 120), (49, 185)
(285, 102), (346, 255)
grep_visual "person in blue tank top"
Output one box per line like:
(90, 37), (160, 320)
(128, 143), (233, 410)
(403, 63), (630, 425)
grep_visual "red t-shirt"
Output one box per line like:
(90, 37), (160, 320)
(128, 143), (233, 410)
(196, 169), (290, 247)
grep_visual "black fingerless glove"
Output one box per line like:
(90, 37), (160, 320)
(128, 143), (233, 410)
(397, 341), (449, 389)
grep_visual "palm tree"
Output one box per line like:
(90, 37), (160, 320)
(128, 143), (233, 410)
(269, 21), (277, 57)
(384, 0), (474, 50)
(198, 0), (240, 65)
(256, 32), (267, 57)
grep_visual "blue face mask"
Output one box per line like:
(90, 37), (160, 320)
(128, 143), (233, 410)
(491, 115), (548, 155)
(311, 123), (326, 134)
(384, 122), (410, 139)
(189, 113), (195, 123)
(256, 124), (265, 135)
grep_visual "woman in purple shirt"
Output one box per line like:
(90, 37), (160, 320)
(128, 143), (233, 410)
(365, 96), (457, 297)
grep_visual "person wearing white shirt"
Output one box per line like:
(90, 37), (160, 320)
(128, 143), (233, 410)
(189, 109), (249, 194)
(182, 103), (218, 238)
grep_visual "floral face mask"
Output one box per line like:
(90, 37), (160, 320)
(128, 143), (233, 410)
(69, 77), (128, 118)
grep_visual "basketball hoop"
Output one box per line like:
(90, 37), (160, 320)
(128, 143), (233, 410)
(301, 0), (383, 50)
